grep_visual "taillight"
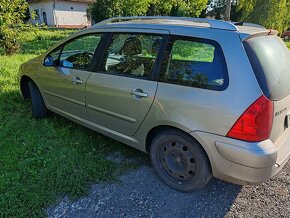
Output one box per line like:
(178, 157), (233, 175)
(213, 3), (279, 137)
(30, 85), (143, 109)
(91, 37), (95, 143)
(227, 95), (273, 142)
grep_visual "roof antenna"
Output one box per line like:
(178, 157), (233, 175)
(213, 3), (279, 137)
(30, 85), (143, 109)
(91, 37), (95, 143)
(235, 2), (267, 26)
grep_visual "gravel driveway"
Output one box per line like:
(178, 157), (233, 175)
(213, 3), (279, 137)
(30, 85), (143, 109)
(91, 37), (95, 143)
(47, 155), (290, 218)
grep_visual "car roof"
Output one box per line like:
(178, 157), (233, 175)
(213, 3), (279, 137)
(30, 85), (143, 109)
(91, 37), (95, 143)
(90, 16), (273, 40)
(48, 16), (275, 53)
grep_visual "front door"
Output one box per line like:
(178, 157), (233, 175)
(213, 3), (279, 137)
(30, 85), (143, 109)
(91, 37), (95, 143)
(40, 33), (103, 120)
(86, 31), (168, 136)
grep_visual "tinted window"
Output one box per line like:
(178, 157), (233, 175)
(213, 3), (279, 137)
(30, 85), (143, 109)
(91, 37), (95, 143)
(59, 34), (102, 70)
(244, 35), (290, 100)
(160, 37), (228, 91)
(100, 33), (163, 79)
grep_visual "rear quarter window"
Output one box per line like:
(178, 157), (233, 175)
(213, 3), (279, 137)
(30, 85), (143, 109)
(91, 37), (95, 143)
(160, 36), (228, 91)
(244, 35), (290, 100)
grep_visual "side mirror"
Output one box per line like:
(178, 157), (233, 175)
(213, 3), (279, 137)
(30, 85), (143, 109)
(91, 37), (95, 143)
(44, 56), (55, 66)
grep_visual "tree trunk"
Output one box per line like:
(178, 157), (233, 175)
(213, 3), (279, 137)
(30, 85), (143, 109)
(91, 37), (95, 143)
(225, 0), (231, 21)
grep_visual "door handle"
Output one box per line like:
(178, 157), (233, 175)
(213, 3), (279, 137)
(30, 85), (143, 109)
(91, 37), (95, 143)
(72, 77), (83, 85)
(130, 89), (148, 98)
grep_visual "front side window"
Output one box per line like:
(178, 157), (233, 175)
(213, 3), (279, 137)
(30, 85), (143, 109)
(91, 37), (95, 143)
(100, 33), (163, 79)
(59, 34), (102, 70)
(160, 37), (228, 90)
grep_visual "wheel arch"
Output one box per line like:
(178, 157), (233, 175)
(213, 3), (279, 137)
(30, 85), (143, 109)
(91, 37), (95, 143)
(20, 75), (33, 99)
(145, 125), (210, 163)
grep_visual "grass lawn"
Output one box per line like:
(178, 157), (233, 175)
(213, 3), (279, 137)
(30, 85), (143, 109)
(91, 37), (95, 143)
(286, 41), (290, 49)
(0, 29), (145, 217)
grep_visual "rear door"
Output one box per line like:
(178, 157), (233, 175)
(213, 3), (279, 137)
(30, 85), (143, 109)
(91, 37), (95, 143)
(40, 33), (103, 119)
(244, 35), (290, 143)
(86, 29), (169, 136)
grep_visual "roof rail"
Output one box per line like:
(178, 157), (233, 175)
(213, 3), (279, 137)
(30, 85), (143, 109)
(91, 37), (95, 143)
(96, 16), (238, 31)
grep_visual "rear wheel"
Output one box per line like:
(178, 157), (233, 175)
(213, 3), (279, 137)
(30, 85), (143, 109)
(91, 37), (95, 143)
(150, 130), (212, 192)
(28, 81), (47, 119)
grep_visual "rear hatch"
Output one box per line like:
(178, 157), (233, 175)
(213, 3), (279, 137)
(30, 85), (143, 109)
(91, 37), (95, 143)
(243, 35), (290, 144)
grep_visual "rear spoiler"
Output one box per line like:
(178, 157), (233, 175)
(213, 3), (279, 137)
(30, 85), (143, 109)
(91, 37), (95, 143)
(268, 29), (279, 36)
(240, 29), (278, 41)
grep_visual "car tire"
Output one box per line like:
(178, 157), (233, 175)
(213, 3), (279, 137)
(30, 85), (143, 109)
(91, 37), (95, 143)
(285, 36), (289, 41)
(150, 129), (212, 192)
(28, 81), (47, 119)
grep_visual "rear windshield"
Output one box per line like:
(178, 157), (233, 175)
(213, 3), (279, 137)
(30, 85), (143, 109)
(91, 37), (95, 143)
(244, 35), (290, 101)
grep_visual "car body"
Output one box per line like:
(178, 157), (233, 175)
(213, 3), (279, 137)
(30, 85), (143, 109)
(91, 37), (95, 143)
(282, 30), (290, 40)
(19, 16), (290, 191)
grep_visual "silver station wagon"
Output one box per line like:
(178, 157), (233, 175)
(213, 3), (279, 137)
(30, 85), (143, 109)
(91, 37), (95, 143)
(19, 17), (290, 191)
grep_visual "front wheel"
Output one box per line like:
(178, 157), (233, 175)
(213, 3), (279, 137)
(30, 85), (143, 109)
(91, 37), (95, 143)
(28, 81), (47, 119)
(150, 130), (212, 192)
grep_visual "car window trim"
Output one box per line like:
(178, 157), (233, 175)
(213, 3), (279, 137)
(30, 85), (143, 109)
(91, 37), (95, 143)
(92, 32), (169, 81)
(90, 32), (112, 73)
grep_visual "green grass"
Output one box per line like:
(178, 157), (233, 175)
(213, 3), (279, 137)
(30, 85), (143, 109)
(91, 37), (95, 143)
(285, 41), (290, 49)
(0, 29), (146, 217)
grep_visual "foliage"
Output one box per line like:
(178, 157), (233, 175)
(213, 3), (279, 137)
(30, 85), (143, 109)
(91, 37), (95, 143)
(90, 0), (208, 22)
(237, 0), (290, 33)
(148, 0), (208, 17)
(0, 0), (29, 55)
(206, 0), (240, 20)
(0, 29), (146, 217)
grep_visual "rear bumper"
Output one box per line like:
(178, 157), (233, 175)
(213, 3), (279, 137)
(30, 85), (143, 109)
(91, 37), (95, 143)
(190, 130), (290, 185)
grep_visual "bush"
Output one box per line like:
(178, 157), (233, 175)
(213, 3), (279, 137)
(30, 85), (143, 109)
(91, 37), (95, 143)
(0, 0), (28, 55)
(0, 28), (20, 55)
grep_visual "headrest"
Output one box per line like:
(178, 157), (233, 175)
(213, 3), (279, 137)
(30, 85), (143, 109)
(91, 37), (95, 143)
(122, 37), (142, 56)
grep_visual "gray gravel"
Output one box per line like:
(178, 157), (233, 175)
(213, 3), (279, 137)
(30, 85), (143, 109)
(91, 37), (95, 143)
(47, 158), (290, 218)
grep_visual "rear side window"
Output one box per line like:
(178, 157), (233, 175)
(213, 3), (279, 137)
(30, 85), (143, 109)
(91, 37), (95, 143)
(160, 36), (228, 91)
(244, 35), (290, 100)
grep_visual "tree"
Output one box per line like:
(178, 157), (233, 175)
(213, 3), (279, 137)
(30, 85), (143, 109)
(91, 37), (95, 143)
(90, 0), (208, 23)
(225, 0), (231, 21)
(89, 0), (115, 23)
(238, 0), (290, 33)
(90, 0), (151, 22)
(0, 0), (29, 55)
(206, 0), (239, 20)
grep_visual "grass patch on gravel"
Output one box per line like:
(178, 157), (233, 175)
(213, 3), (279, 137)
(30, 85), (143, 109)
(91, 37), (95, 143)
(0, 29), (146, 217)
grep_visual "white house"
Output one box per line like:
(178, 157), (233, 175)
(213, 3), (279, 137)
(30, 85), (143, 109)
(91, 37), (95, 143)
(27, 0), (93, 28)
